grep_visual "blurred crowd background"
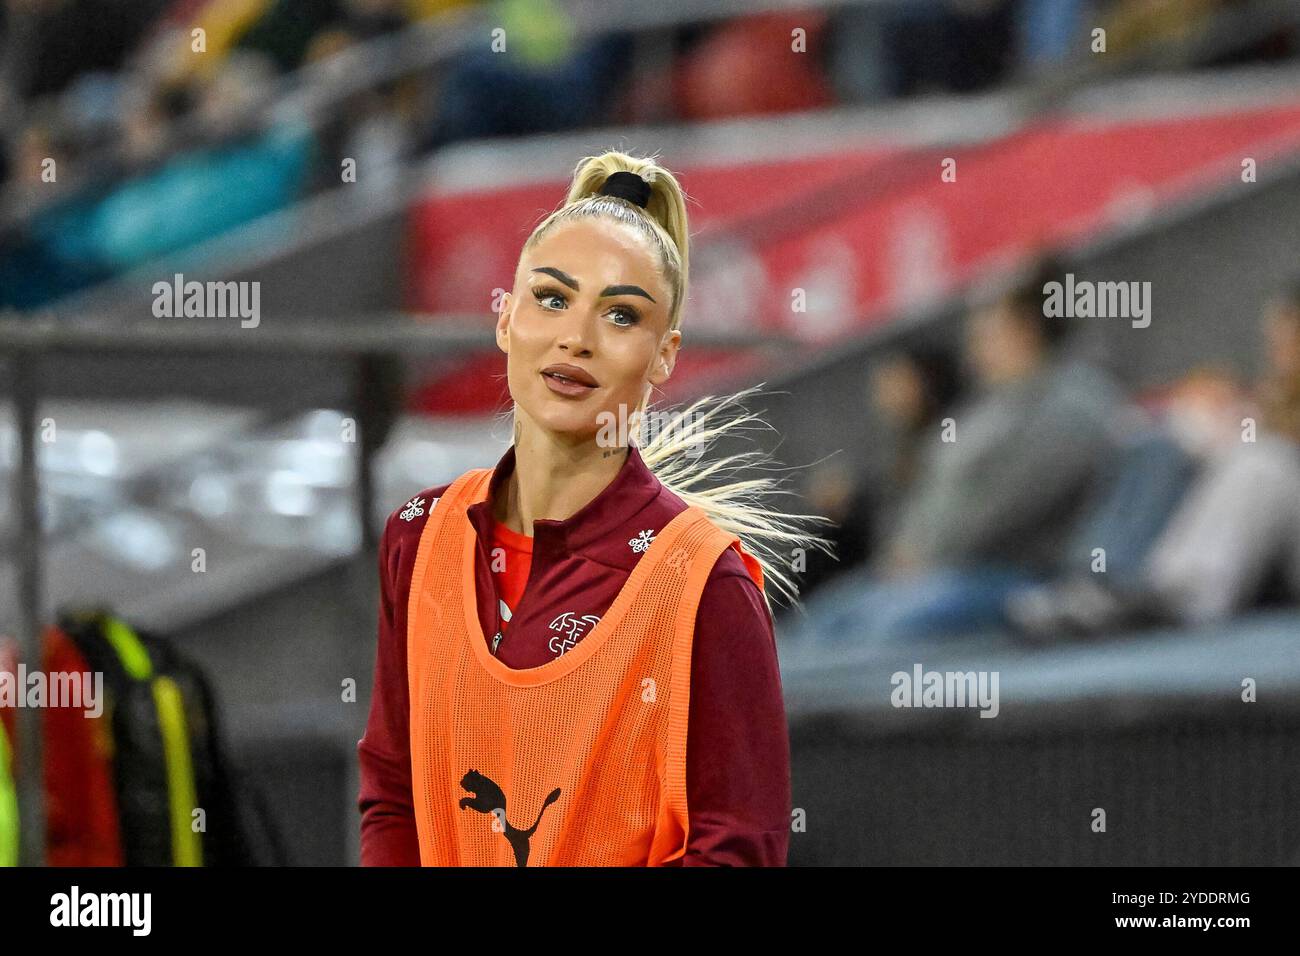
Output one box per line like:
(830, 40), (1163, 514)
(3, 0), (1300, 866)
(4, 0), (1297, 307)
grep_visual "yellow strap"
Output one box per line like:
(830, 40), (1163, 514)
(152, 677), (204, 867)
(103, 616), (154, 681)
(0, 722), (18, 867)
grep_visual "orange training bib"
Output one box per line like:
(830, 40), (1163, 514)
(405, 466), (762, 866)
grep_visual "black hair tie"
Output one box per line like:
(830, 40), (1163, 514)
(597, 170), (651, 208)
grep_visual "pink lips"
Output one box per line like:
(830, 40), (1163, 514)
(540, 364), (598, 397)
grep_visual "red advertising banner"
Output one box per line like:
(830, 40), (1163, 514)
(404, 100), (1300, 414)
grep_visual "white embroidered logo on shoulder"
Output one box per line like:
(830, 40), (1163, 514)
(628, 529), (656, 554)
(401, 496), (438, 521)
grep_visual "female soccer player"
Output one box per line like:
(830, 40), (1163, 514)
(358, 150), (832, 866)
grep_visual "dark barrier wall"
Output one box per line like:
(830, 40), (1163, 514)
(788, 703), (1300, 865)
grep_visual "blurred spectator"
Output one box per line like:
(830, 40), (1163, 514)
(304, 10), (422, 193)
(796, 460), (874, 602)
(870, 344), (966, 543)
(420, 0), (633, 151)
(0, 53), (313, 309)
(1141, 288), (1300, 623)
(193, 49), (277, 138)
(825, 0), (1018, 104)
(119, 80), (182, 166)
(1256, 285), (1300, 442)
(1060, 409), (1200, 581)
(885, 262), (1123, 576)
(136, 0), (414, 88)
(1099, 0), (1227, 58)
(239, 0), (408, 73)
(314, 82), (413, 193)
(2, 0), (168, 99)
(1017, 0), (1092, 72)
(793, 342), (965, 602)
(782, 260), (1124, 645)
(7, 120), (74, 201)
(1010, 281), (1300, 637)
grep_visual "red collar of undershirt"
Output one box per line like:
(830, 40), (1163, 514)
(465, 443), (662, 557)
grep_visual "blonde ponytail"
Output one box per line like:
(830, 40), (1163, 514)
(633, 383), (837, 614)
(514, 149), (837, 613)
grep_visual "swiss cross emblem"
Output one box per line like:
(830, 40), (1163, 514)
(628, 529), (656, 554)
(400, 496), (437, 521)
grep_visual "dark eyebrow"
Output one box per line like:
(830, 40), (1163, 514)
(532, 267), (656, 303)
(601, 284), (656, 303)
(532, 266), (579, 291)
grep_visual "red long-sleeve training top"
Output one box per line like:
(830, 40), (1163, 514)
(356, 442), (791, 865)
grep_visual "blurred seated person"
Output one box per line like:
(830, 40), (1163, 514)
(1009, 281), (1300, 638)
(419, 0), (634, 152)
(823, 0), (1019, 105)
(780, 261), (1124, 646)
(793, 344), (964, 601)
